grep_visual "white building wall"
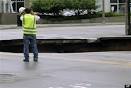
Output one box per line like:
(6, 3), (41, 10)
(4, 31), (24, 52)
(0, 0), (13, 13)
(96, 0), (102, 12)
(96, 0), (110, 12)
(105, 0), (110, 12)
(0, 0), (20, 13)
(0, 1), (2, 13)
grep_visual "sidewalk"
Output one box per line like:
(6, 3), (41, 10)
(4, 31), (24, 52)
(0, 22), (124, 30)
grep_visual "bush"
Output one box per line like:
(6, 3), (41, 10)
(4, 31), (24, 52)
(38, 11), (124, 22)
(32, 0), (96, 16)
(39, 12), (102, 21)
(105, 12), (123, 17)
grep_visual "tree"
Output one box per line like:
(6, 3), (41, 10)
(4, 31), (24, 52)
(32, 0), (96, 16)
(32, 0), (65, 15)
(76, 0), (96, 15)
(64, 0), (96, 15)
(32, 0), (43, 13)
(48, 0), (65, 15)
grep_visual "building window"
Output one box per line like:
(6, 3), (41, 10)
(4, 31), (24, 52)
(12, 1), (16, 12)
(110, 0), (117, 3)
(111, 5), (117, 12)
(110, 0), (127, 13)
(0, 1), (3, 13)
(0, 0), (25, 13)
(11, 0), (24, 12)
(119, 4), (125, 13)
(119, 0), (125, 3)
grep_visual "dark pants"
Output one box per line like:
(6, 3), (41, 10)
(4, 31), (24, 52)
(23, 35), (38, 60)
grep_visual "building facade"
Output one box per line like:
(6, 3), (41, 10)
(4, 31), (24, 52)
(96, 0), (110, 12)
(0, 0), (130, 14)
(0, 0), (30, 24)
(0, 0), (30, 13)
(96, 0), (131, 13)
(0, 0), (130, 24)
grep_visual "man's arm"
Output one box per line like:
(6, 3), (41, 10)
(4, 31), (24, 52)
(20, 16), (23, 21)
(35, 15), (40, 21)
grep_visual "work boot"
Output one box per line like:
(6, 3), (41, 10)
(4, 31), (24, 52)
(23, 59), (29, 62)
(34, 58), (38, 62)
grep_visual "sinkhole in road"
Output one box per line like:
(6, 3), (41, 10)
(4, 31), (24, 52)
(0, 37), (131, 53)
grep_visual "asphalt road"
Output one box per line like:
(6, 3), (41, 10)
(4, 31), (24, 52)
(0, 24), (131, 88)
(0, 52), (131, 88)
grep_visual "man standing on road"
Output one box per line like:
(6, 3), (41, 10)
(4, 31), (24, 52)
(20, 8), (40, 62)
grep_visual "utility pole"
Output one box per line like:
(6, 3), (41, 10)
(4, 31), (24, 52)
(102, 0), (105, 23)
(125, 0), (131, 35)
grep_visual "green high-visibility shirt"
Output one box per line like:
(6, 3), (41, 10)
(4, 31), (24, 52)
(22, 14), (37, 35)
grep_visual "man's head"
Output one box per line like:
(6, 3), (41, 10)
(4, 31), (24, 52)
(24, 8), (32, 14)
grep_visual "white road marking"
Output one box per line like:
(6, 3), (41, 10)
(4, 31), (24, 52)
(48, 82), (92, 88)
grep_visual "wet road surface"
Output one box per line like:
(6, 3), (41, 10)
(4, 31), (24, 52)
(0, 52), (131, 88)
